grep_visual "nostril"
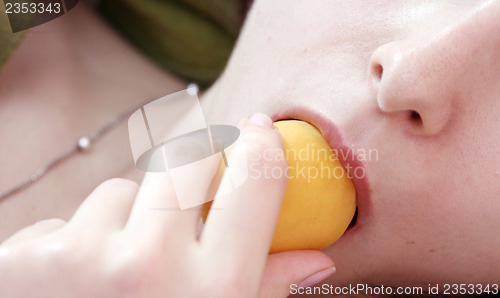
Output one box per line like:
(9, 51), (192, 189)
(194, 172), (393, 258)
(409, 110), (422, 124)
(372, 64), (384, 81)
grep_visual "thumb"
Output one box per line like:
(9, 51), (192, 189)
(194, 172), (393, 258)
(259, 250), (336, 298)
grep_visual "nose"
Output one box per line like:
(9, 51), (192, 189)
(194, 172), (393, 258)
(369, 1), (500, 136)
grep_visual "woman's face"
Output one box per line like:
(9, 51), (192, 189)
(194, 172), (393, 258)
(202, 0), (500, 286)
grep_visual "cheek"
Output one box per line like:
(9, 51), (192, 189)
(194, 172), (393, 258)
(365, 121), (499, 245)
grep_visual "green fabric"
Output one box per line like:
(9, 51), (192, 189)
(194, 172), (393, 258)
(0, 0), (32, 73)
(100, 0), (245, 88)
(0, 0), (245, 84)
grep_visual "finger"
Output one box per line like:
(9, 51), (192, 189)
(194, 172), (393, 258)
(125, 171), (185, 238)
(201, 114), (288, 278)
(125, 152), (222, 243)
(2, 218), (66, 246)
(67, 178), (138, 232)
(259, 251), (335, 298)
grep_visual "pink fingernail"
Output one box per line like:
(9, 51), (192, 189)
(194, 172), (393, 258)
(248, 113), (273, 128)
(299, 266), (336, 288)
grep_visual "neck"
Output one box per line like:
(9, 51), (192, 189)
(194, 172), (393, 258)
(0, 3), (184, 241)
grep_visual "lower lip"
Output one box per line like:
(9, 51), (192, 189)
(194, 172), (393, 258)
(272, 109), (372, 235)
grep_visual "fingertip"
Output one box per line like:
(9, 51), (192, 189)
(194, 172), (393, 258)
(248, 113), (273, 128)
(260, 250), (336, 297)
(298, 266), (336, 288)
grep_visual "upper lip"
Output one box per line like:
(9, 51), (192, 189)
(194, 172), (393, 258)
(272, 108), (371, 231)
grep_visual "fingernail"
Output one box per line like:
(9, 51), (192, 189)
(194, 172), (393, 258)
(248, 113), (273, 128)
(299, 266), (336, 288)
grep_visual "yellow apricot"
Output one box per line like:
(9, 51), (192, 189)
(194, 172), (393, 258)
(270, 120), (356, 253)
(201, 120), (356, 253)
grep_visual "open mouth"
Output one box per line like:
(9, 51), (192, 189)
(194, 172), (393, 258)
(346, 208), (358, 230)
(273, 112), (371, 236)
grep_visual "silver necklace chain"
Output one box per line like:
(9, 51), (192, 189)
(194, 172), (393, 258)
(0, 84), (198, 202)
(0, 106), (135, 202)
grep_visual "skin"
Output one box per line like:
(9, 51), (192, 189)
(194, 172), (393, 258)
(0, 3), (184, 241)
(0, 0), (498, 297)
(0, 3), (333, 298)
(202, 0), (500, 289)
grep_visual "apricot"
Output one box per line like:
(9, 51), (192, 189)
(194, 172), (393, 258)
(270, 120), (356, 252)
(201, 120), (356, 253)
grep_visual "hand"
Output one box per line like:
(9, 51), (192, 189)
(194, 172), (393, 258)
(0, 114), (335, 298)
